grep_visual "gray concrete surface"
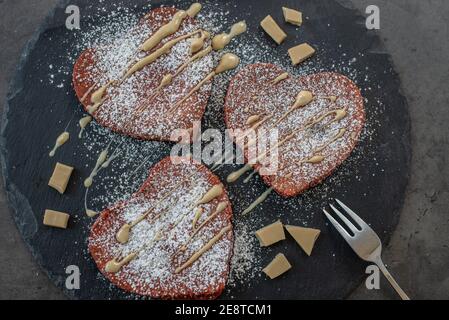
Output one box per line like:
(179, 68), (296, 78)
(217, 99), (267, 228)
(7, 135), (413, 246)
(0, 0), (448, 300)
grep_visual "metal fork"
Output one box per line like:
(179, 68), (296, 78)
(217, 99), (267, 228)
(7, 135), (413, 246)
(323, 199), (410, 300)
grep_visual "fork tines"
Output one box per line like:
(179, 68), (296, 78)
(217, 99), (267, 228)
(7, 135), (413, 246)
(322, 199), (372, 239)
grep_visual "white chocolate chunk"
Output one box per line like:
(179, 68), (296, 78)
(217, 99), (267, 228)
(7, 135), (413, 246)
(43, 210), (70, 229)
(288, 43), (316, 65)
(48, 162), (74, 194)
(255, 220), (286, 247)
(282, 7), (303, 26)
(260, 15), (287, 45)
(263, 253), (292, 279)
(285, 225), (321, 256)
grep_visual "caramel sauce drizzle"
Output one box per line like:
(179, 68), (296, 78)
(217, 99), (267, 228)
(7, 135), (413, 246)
(167, 53), (240, 115)
(238, 125), (347, 215)
(175, 225), (232, 274)
(277, 109), (348, 171)
(226, 108), (348, 184)
(105, 252), (138, 273)
(49, 132), (69, 157)
(246, 115), (262, 126)
(132, 45), (213, 116)
(243, 169), (258, 183)
(86, 81), (116, 115)
(80, 6), (244, 137)
(177, 201), (228, 254)
(140, 3), (202, 52)
(303, 155), (325, 164)
(213, 90), (313, 170)
(186, 2), (202, 18)
(271, 72), (289, 85)
(267, 90), (314, 131)
(115, 170), (198, 244)
(190, 30), (210, 54)
(80, 84), (96, 103)
(242, 187), (274, 215)
(84, 147), (109, 188)
(196, 184), (224, 205)
(115, 183), (223, 244)
(191, 207), (204, 229)
(227, 164), (252, 183)
(78, 116), (92, 138)
(106, 184), (225, 273)
(124, 30), (202, 79)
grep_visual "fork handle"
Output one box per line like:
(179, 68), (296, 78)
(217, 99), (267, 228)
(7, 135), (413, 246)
(374, 258), (410, 300)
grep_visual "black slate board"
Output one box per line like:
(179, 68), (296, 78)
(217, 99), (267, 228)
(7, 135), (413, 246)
(0, 0), (411, 299)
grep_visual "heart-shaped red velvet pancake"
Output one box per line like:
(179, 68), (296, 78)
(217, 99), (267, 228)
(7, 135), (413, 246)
(88, 157), (233, 299)
(224, 63), (365, 197)
(73, 7), (213, 141)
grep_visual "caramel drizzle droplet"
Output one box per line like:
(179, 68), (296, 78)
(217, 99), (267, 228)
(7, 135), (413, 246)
(212, 21), (247, 51)
(227, 164), (252, 183)
(246, 115), (262, 126)
(109, 183), (226, 270)
(84, 148), (109, 188)
(78, 116), (92, 138)
(242, 187), (274, 215)
(190, 30), (210, 54)
(104, 252), (138, 273)
(268, 90), (314, 130)
(186, 2), (202, 17)
(196, 184), (224, 205)
(191, 207), (204, 229)
(315, 128), (347, 153)
(49, 132), (70, 157)
(303, 155), (325, 164)
(271, 72), (289, 85)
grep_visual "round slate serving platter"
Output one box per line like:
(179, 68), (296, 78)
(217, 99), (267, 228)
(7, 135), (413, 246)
(0, 0), (410, 299)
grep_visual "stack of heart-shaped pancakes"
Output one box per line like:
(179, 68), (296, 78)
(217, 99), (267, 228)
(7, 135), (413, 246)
(224, 63), (365, 197)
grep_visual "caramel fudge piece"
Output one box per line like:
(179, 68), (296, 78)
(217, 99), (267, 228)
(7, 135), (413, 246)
(288, 43), (316, 65)
(48, 162), (74, 194)
(260, 15), (287, 45)
(285, 225), (321, 256)
(255, 220), (286, 247)
(282, 7), (303, 26)
(43, 210), (70, 229)
(263, 253), (292, 279)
